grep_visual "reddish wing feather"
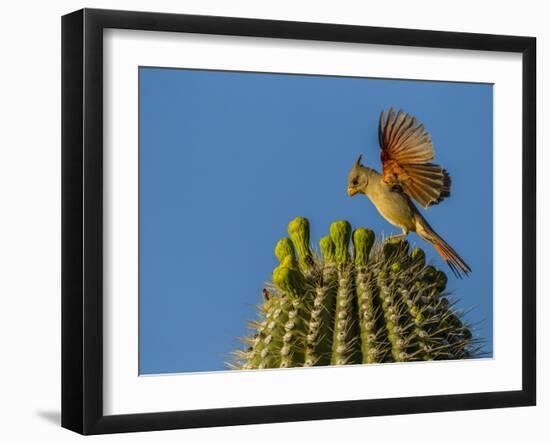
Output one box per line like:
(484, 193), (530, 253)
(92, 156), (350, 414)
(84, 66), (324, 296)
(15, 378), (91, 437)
(379, 109), (451, 208)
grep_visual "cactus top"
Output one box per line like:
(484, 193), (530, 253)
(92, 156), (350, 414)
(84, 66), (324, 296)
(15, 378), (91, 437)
(231, 216), (479, 370)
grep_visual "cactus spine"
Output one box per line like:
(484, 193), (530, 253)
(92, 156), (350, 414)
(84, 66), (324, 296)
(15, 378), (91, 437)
(231, 217), (482, 369)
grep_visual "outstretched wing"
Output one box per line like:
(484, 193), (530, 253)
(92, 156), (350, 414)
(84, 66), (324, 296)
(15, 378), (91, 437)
(379, 109), (451, 208)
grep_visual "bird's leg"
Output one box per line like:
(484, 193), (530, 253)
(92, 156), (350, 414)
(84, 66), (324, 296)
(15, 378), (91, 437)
(387, 228), (409, 242)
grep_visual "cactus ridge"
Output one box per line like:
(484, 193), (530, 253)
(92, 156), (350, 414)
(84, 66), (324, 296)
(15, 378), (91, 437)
(231, 217), (483, 369)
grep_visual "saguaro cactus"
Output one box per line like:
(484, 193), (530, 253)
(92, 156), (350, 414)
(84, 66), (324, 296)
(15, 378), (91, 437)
(230, 217), (482, 369)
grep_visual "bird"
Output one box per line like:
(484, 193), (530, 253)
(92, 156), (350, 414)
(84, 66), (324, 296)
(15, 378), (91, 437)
(347, 108), (471, 278)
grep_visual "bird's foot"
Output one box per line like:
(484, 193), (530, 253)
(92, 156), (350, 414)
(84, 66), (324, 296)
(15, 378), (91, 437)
(386, 232), (408, 243)
(387, 229), (409, 243)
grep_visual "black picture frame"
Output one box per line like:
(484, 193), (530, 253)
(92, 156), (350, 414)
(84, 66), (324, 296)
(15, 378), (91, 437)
(62, 8), (536, 435)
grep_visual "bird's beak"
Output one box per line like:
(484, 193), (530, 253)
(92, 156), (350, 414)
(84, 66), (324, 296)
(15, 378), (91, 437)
(347, 186), (358, 197)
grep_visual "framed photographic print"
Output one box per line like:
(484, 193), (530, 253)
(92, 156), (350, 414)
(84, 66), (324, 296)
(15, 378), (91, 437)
(61, 8), (536, 435)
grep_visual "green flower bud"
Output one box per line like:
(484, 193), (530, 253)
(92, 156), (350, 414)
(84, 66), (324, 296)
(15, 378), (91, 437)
(423, 265), (437, 282)
(279, 254), (299, 271)
(275, 237), (296, 263)
(329, 221), (351, 265)
(273, 260), (305, 298)
(388, 238), (410, 255)
(411, 247), (426, 268)
(391, 262), (401, 273)
(435, 270), (448, 292)
(352, 228), (375, 267)
(288, 216), (313, 269)
(449, 315), (462, 328)
(383, 241), (398, 260)
(319, 236), (335, 263)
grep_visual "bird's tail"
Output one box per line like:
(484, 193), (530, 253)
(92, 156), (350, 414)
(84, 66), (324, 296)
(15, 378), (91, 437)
(414, 213), (471, 278)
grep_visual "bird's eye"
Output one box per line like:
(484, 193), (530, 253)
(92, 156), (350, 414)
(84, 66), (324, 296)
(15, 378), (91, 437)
(352, 178), (359, 186)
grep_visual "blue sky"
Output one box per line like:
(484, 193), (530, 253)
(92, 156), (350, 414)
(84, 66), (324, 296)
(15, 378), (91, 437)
(139, 67), (493, 374)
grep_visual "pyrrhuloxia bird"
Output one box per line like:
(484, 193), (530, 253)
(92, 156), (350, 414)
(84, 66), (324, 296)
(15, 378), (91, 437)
(347, 109), (471, 277)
